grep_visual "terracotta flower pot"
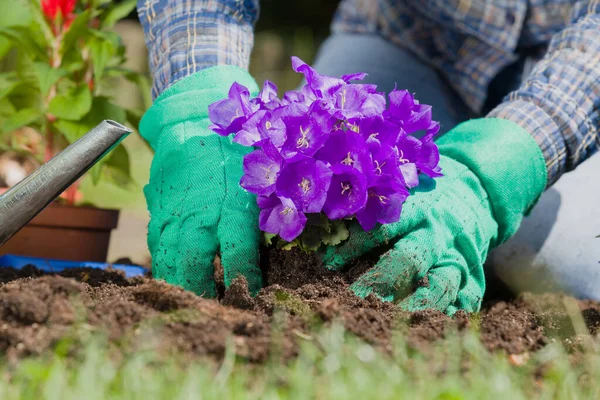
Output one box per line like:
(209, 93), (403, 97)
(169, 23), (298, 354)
(0, 203), (119, 262)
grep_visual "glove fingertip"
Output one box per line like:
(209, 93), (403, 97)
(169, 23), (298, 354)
(320, 248), (350, 271)
(350, 281), (394, 302)
(219, 240), (263, 297)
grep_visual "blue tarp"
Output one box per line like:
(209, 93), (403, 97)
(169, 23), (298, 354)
(0, 254), (146, 278)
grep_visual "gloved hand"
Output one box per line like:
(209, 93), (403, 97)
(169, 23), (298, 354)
(322, 118), (547, 315)
(139, 66), (262, 297)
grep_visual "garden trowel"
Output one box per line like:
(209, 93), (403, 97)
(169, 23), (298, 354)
(0, 120), (132, 247)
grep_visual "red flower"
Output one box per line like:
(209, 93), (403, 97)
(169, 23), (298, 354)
(41, 0), (76, 30)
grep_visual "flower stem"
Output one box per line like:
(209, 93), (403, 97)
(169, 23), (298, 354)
(44, 125), (54, 162)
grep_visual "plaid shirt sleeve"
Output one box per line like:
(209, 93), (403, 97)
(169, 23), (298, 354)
(136, 0), (259, 99)
(488, 1), (600, 187)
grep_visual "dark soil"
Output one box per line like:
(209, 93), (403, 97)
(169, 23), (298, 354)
(0, 248), (598, 364)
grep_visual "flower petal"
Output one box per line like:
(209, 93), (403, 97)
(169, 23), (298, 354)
(323, 165), (368, 220)
(332, 84), (386, 119)
(353, 117), (403, 151)
(259, 196), (307, 241)
(385, 89), (415, 122)
(341, 72), (368, 82)
(275, 159), (333, 213)
(208, 83), (253, 136)
(234, 111), (267, 146)
(356, 178), (408, 231)
(400, 163), (419, 188)
(370, 144), (401, 182)
(416, 133), (443, 178)
(404, 104), (432, 134)
(291, 56), (345, 98)
(280, 103), (332, 160)
(241, 149), (282, 196)
(315, 130), (372, 176)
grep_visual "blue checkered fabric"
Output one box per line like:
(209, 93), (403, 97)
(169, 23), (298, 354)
(137, 0), (600, 187)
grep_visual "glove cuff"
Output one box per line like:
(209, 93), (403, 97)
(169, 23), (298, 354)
(139, 65), (259, 150)
(436, 118), (547, 246)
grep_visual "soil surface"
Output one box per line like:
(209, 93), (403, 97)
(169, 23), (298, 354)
(0, 248), (598, 364)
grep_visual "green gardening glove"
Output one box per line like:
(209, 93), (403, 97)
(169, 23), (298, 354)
(322, 118), (547, 315)
(139, 66), (262, 297)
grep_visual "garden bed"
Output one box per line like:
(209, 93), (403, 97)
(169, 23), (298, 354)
(0, 248), (598, 364)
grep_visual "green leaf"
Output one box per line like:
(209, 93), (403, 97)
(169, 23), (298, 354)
(321, 220), (350, 247)
(106, 67), (152, 109)
(32, 62), (67, 96)
(61, 10), (91, 55)
(88, 142), (134, 188)
(88, 36), (115, 83)
(89, 161), (103, 184)
(101, 0), (136, 28)
(24, 0), (53, 42)
(0, 98), (16, 118)
(263, 233), (277, 246)
(54, 96), (126, 143)
(2, 108), (41, 133)
(307, 213), (331, 232)
(102, 144), (136, 189)
(14, 51), (38, 84)
(0, 26), (46, 60)
(0, 0), (30, 28)
(124, 108), (142, 130)
(0, 0), (32, 58)
(0, 72), (19, 98)
(48, 85), (92, 121)
(295, 217), (351, 252)
(93, 0), (113, 7)
(64, 62), (86, 73)
(280, 240), (299, 251)
(125, 108), (154, 153)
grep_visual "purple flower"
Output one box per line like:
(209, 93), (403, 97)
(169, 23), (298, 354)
(240, 145), (282, 196)
(351, 117), (403, 152)
(396, 136), (422, 187)
(315, 130), (372, 176)
(396, 135), (420, 159)
(259, 80), (279, 104)
(385, 89), (414, 122)
(404, 103), (432, 134)
(426, 121), (441, 137)
(282, 84), (317, 106)
(235, 110), (286, 148)
(370, 144), (401, 181)
(250, 80), (284, 112)
(323, 165), (368, 220)
(275, 159), (333, 213)
(280, 102), (334, 161)
(208, 56), (444, 245)
(384, 89), (433, 135)
(208, 83), (255, 136)
(292, 56), (345, 99)
(397, 134), (442, 180)
(330, 84), (386, 120)
(340, 72), (368, 82)
(416, 133), (443, 178)
(400, 163), (419, 188)
(356, 177), (409, 231)
(258, 195), (307, 242)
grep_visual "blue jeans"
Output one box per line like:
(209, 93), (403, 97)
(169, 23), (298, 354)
(312, 33), (600, 300)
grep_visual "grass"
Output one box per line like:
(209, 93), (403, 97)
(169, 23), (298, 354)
(1, 323), (599, 399)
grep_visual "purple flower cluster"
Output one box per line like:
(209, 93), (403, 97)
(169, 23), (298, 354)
(208, 57), (442, 242)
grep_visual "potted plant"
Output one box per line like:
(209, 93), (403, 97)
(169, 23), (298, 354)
(0, 0), (148, 261)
